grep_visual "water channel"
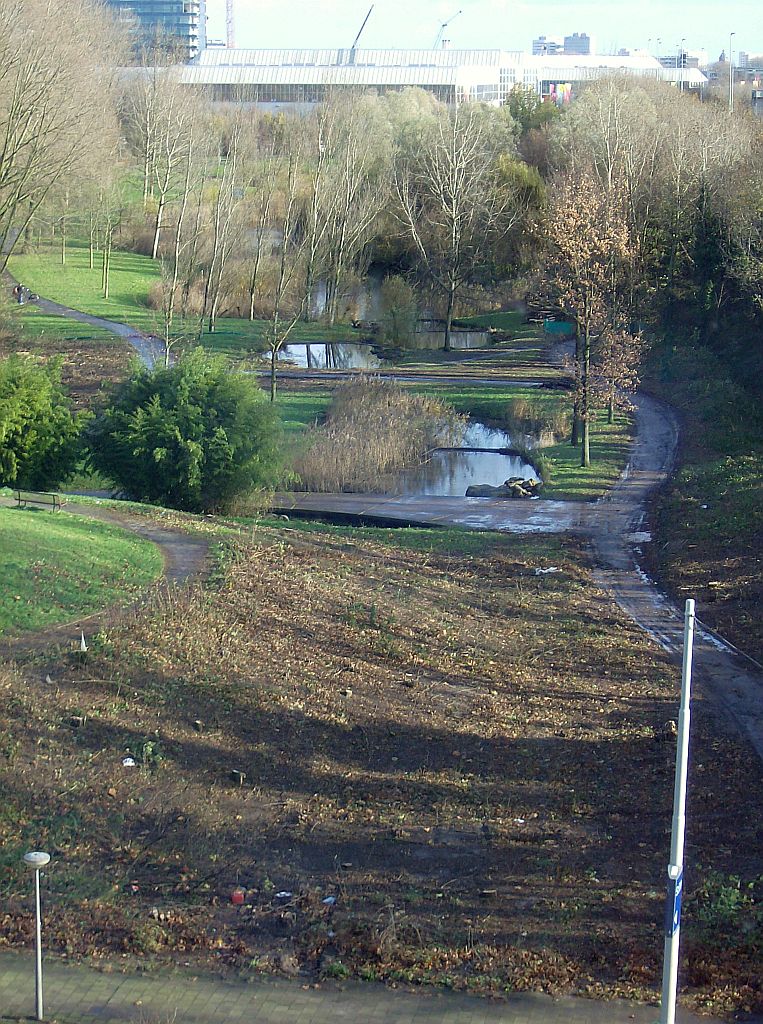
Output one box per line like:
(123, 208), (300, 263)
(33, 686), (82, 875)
(381, 421), (538, 497)
(273, 329), (493, 370)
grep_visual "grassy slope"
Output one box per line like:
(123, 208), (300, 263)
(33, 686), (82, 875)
(8, 242), (356, 354)
(643, 342), (763, 661)
(0, 506), (163, 634)
(0, 516), (759, 1016)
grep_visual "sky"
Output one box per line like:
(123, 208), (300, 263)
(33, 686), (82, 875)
(205, 0), (762, 61)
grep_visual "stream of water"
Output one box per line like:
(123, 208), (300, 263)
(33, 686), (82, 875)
(383, 421), (538, 497)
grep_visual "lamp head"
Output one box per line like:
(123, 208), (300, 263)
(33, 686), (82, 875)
(23, 851), (51, 869)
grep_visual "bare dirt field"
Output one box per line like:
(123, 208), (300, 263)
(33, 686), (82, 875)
(0, 327), (131, 408)
(1, 521), (761, 1018)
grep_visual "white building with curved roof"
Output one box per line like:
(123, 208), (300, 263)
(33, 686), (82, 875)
(178, 47), (708, 108)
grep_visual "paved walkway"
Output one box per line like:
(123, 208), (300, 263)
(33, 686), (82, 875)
(0, 951), (721, 1024)
(272, 491), (588, 534)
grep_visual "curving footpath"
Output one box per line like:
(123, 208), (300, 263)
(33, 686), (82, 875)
(3, 295), (761, 1023)
(17, 290), (763, 762)
(32, 294), (166, 367)
(0, 495), (209, 654)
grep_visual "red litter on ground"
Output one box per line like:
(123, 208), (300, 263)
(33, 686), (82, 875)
(231, 888), (245, 905)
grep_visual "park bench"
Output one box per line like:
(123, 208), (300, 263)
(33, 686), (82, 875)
(14, 490), (67, 511)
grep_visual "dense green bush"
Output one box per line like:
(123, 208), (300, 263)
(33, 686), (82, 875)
(0, 356), (83, 489)
(87, 351), (281, 512)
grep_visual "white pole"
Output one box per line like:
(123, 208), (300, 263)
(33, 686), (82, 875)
(23, 852), (50, 1023)
(34, 867), (44, 1021)
(729, 32), (735, 113)
(659, 598), (696, 1024)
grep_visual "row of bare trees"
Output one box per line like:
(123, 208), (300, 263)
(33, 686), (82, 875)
(0, 0), (121, 271)
(5, 3), (761, 446)
(536, 77), (763, 464)
(110, 79), (538, 391)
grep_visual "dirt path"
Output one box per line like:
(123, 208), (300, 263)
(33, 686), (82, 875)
(0, 497), (210, 655)
(589, 395), (763, 760)
(11, 292), (763, 759)
(32, 295), (165, 367)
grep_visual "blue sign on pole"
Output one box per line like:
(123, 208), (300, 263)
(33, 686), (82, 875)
(664, 871), (684, 937)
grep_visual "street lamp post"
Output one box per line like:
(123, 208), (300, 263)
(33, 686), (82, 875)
(658, 600), (696, 1024)
(22, 851), (51, 1022)
(679, 38), (686, 92)
(729, 32), (736, 113)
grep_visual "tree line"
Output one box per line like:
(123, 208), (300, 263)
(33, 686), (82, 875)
(2, 0), (762, 483)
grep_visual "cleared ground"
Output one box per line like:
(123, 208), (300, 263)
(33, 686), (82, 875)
(0, 518), (760, 1018)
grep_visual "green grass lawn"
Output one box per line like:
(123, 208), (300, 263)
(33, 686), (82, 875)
(0, 506), (163, 634)
(7, 304), (125, 348)
(414, 380), (549, 417)
(452, 310), (526, 331)
(538, 412), (634, 500)
(273, 388), (332, 436)
(8, 242), (356, 353)
(9, 243), (162, 333)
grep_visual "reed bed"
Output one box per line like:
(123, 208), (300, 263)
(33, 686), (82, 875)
(501, 397), (570, 447)
(292, 377), (466, 492)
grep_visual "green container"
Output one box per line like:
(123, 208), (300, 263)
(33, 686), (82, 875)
(543, 319), (575, 337)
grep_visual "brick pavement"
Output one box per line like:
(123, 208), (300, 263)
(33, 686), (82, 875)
(0, 951), (727, 1024)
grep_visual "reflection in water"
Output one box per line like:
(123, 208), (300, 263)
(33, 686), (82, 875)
(269, 323), (494, 370)
(414, 330), (490, 350)
(461, 422), (513, 448)
(384, 419), (537, 497)
(390, 450), (537, 496)
(275, 343), (384, 370)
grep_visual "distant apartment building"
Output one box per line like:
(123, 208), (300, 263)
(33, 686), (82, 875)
(658, 51), (701, 70)
(564, 33), (592, 55)
(105, 0), (206, 61)
(532, 35), (563, 56)
(739, 51), (763, 70)
(533, 32), (592, 56)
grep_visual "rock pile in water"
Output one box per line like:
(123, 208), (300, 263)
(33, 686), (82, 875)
(465, 477), (543, 499)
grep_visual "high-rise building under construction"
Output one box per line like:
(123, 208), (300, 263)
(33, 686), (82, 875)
(104, 0), (206, 61)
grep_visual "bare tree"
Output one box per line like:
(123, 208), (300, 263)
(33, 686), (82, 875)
(393, 104), (518, 350)
(311, 93), (391, 325)
(200, 117), (246, 335)
(266, 132), (310, 401)
(241, 124), (282, 322)
(122, 65), (197, 260)
(299, 104), (334, 321)
(595, 326), (646, 424)
(0, 0), (122, 270)
(157, 118), (211, 364)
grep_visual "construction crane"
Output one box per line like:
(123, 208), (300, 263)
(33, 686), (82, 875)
(226, 0), (235, 49)
(348, 5), (374, 64)
(433, 10), (461, 49)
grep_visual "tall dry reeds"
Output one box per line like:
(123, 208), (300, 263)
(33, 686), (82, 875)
(502, 397), (570, 447)
(292, 377), (466, 492)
